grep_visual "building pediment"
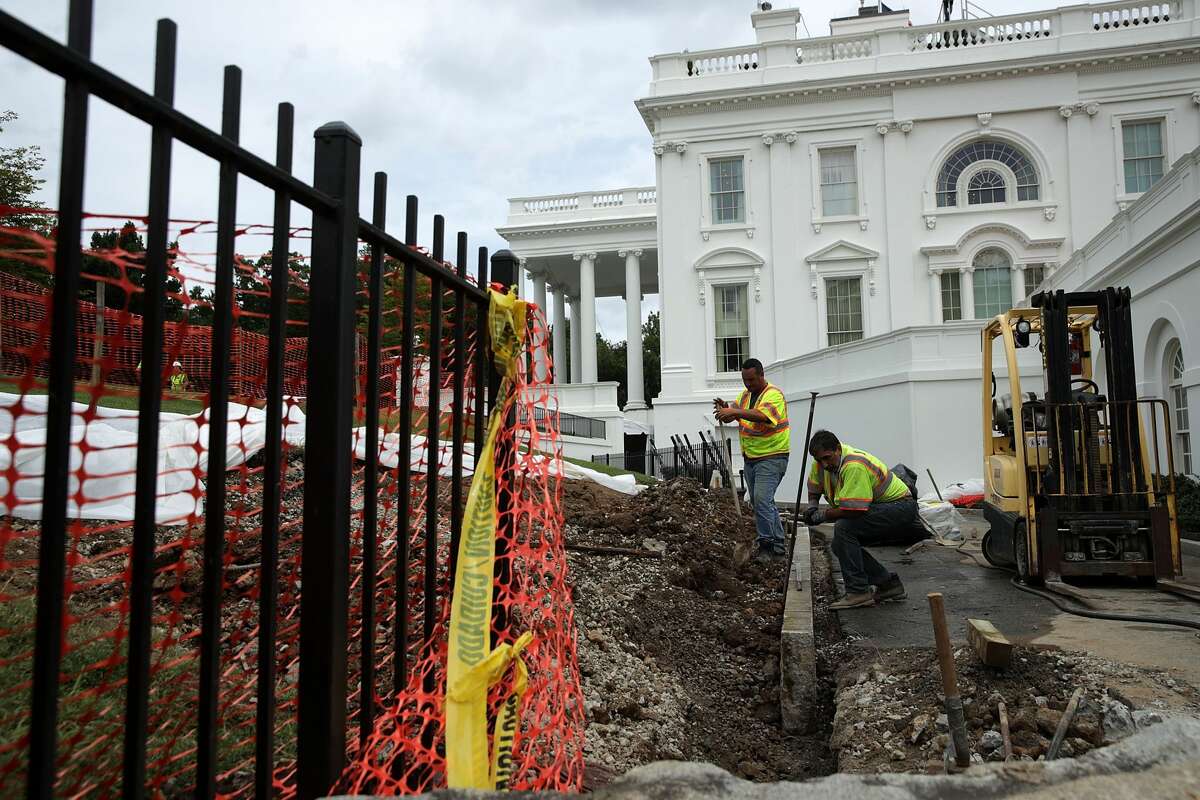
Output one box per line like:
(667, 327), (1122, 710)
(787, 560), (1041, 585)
(921, 223), (1064, 258)
(804, 239), (879, 265)
(693, 246), (764, 270)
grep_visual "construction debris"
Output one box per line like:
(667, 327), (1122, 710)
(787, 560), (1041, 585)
(829, 645), (1199, 774)
(560, 477), (837, 785)
(967, 618), (1014, 668)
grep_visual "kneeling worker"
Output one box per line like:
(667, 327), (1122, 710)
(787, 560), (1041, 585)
(713, 358), (790, 562)
(803, 430), (914, 609)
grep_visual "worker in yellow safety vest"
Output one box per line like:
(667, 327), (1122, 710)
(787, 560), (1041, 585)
(803, 429), (916, 610)
(713, 358), (790, 562)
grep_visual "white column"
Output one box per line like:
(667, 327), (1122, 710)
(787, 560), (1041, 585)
(569, 295), (582, 384)
(928, 269), (943, 323)
(1011, 263), (1026, 308)
(621, 249), (647, 410)
(574, 251), (598, 383)
(961, 266), (976, 320)
(528, 265), (548, 382)
(551, 285), (567, 385)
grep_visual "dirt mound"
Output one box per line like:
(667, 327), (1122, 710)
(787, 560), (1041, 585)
(561, 477), (836, 786)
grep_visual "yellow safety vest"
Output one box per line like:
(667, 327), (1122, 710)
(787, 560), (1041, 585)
(806, 444), (909, 510)
(736, 384), (790, 460)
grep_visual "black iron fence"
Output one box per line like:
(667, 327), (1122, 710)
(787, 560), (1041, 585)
(0, 4), (518, 798)
(520, 405), (606, 440)
(593, 434), (738, 488)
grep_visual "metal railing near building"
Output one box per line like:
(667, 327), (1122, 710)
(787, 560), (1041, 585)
(593, 433), (738, 488)
(520, 405), (606, 440)
(0, 4), (518, 799)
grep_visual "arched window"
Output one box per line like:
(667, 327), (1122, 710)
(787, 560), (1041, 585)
(1168, 343), (1193, 474)
(973, 248), (1013, 319)
(968, 169), (1006, 205)
(936, 141), (1039, 207)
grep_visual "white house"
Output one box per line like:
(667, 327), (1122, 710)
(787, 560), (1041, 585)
(499, 1), (1200, 494)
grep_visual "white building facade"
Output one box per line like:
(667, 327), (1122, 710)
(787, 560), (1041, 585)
(500, 1), (1200, 493)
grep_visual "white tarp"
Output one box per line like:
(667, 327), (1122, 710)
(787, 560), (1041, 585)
(0, 391), (642, 524)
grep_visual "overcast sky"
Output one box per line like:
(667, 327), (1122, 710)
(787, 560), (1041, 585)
(2, 0), (1057, 340)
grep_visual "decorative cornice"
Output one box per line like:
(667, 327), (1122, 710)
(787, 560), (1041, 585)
(977, 112), (993, 127)
(498, 217), (657, 239)
(761, 133), (775, 146)
(784, 131), (799, 145)
(572, 251), (598, 262)
(876, 120), (915, 135)
(618, 248), (645, 259)
(1060, 101), (1100, 118)
(675, 141), (688, 154)
(920, 222), (1066, 256)
(637, 46), (1200, 125)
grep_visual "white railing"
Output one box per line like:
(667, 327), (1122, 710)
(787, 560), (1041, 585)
(522, 195), (578, 214)
(910, 16), (1054, 51)
(509, 187), (657, 218)
(1092, 3), (1173, 30)
(686, 48), (760, 76)
(796, 35), (873, 64)
(649, 0), (1195, 83)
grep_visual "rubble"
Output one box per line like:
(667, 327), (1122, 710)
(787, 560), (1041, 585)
(560, 478), (838, 785)
(828, 644), (1200, 774)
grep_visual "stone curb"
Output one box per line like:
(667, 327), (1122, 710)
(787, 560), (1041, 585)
(780, 525), (817, 733)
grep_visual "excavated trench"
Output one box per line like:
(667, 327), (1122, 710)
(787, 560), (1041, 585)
(560, 478), (842, 789)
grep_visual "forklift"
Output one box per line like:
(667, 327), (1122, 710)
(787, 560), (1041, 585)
(979, 288), (1187, 593)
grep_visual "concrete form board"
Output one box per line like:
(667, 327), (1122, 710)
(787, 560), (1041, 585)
(780, 526), (817, 733)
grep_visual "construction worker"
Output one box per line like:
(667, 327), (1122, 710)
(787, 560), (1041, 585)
(803, 430), (913, 609)
(168, 360), (188, 394)
(713, 358), (789, 562)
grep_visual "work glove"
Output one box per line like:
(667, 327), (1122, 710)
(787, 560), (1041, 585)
(803, 506), (824, 526)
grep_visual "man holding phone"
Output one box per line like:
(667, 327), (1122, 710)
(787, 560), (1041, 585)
(713, 358), (790, 562)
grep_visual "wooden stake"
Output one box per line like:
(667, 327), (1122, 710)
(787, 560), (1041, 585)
(928, 592), (971, 768)
(1046, 688), (1084, 760)
(998, 701), (1013, 762)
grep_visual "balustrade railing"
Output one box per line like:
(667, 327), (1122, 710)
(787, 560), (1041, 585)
(509, 187), (657, 217)
(649, 0), (1194, 83)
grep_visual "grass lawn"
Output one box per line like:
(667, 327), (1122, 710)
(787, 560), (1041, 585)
(0, 377), (204, 415)
(561, 453), (655, 486)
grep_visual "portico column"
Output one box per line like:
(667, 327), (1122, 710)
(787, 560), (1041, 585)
(960, 266), (976, 320)
(574, 251), (598, 383)
(551, 285), (567, 385)
(1011, 263), (1026, 308)
(620, 249), (647, 410)
(528, 265), (549, 382)
(928, 269), (943, 323)
(569, 295), (582, 384)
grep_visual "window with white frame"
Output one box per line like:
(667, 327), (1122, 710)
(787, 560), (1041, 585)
(709, 157), (745, 224)
(936, 140), (1039, 207)
(1122, 120), (1165, 194)
(714, 284), (749, 373)
(1168, 343), (1192, 474)
(819, 147), (858, 217)
(826, 277), (863, 346)
(967, 169), (1006, 205)
(940, 271), (963, 321)
(973, 249), (1013, 319)
(1023, 264), (1046, 297)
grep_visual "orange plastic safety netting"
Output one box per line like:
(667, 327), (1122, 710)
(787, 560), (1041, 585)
(0, 208), (584, 797)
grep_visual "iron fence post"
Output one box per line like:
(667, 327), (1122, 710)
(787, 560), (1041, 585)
(299, 121), (361, 800)
(489, 250), (519, 643)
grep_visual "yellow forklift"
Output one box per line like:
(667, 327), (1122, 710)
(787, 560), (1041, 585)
(979, 288), (1187, 592)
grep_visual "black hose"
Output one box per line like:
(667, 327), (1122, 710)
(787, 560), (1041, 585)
(1010, 577), (1200, 632)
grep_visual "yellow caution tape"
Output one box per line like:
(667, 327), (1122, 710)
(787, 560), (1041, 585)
(445, 287), (534, 790)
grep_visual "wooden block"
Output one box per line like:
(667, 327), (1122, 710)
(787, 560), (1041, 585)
(967, 618), (1013, 668)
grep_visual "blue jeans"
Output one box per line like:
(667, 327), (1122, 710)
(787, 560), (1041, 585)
(831, 497), (917, 593)
(743, 455), (788, 553)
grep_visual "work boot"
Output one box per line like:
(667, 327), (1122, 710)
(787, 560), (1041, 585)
(829, 592), (875, 610)
(874, 574), (907, 602)
(753, 543), (784, 563)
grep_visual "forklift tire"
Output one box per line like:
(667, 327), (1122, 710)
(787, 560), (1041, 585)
(981, 529), (1008, 568)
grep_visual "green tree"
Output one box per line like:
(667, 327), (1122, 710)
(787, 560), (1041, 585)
(596, 332), (627, 407)
(0, 109), (55, 286)
(641, 310), (661, 406)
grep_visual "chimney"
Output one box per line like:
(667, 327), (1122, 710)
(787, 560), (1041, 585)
(829, 3), (911, 36)
(751, 5), (801, 43)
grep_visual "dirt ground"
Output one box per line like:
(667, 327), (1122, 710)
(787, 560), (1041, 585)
(828, 641), (1200, 775)
(560, 478), (839, 788)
